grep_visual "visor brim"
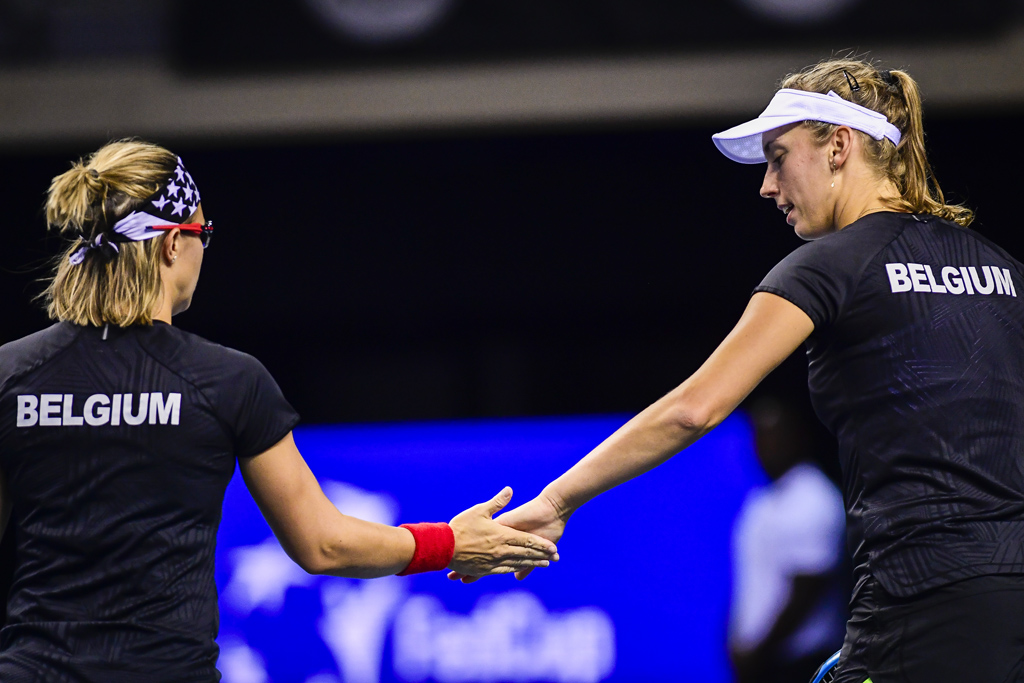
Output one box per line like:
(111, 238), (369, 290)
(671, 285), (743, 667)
(712, 116), (805, 164)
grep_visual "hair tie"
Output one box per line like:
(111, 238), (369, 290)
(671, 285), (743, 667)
(88, 168), (100, 179)
(68, 231), (120, 265)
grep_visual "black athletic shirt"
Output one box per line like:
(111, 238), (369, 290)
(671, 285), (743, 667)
(756, 211), (1024, 598)
(0, 322), (299, 682)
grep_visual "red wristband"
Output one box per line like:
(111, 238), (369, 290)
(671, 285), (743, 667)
(397, 522), (455, 576)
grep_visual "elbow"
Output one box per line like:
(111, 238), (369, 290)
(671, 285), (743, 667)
(298, 540), (383, 579)
(661, 394), (720, 438)
(290, 547), (329, 576)
(300, 543), (355, 577)
(287, 539), (350, 576)
(296, 553), (330, 576)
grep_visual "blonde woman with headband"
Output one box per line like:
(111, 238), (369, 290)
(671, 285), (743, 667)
(0, 139), (557, 682)
(458, 59), (1024, 682)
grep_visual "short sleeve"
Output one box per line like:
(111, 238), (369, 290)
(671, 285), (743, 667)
(212, 353), (301, 458)
(754, 236), (862, 332)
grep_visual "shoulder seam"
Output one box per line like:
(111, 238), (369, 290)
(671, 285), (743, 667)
(135, 331), (238, 438)
(0, 325), (86, 399)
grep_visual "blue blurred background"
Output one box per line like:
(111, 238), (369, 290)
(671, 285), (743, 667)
(215, 414), (765, 683)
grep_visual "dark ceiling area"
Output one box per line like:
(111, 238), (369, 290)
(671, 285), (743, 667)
(3, 111), (1019, 431)
(174, 0), (1017, 72)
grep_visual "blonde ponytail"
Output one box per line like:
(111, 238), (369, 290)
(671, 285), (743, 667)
(42, 140), (179, 327)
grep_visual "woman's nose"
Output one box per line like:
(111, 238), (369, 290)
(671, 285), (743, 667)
(759, 170), (777, 199)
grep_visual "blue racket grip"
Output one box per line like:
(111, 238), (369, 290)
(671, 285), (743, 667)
(809, 649), (841, 683)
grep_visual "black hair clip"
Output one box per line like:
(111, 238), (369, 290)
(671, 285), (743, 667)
(843, 69), (861, 92)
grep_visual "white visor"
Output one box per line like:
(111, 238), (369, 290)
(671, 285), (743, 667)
(712, 89), (902, 164)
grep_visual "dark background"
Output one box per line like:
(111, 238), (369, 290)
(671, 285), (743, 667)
(175, 0), (1013, 72)
(2, 113), (1016, 429)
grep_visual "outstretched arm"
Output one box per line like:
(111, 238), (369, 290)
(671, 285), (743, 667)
(240, 432), (558, 579)
(455, 292), (814, 581)
(540, 292), (813, 514)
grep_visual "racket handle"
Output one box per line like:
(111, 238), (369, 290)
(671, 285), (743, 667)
(808, 649), (842, 683)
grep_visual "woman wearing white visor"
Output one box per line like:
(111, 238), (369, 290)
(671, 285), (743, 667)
(462, 58), (1024, 682)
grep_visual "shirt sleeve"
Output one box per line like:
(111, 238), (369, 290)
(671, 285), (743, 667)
(210, 351), (301, 458)
(753, 236), (861, 332)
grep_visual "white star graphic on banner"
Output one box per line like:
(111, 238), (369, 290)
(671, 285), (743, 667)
(172, 199), (187, 216)
(166, 181), (180, 197)
(183, 186), (193, 200)
(152, 195), (170, 210)
(175, 166), (186, 182)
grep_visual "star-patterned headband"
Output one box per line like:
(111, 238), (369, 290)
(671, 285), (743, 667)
(69, 156), (202, 265)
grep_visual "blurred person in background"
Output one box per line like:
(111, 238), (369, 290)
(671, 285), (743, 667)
(728, 396), (846, 683)
(0, 139), (557, 682)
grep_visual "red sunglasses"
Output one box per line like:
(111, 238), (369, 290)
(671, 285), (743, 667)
(150, 220), (214, 249)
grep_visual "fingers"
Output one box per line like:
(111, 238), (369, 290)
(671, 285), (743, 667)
(447, 557), (551, 584)
(481, 486), (513, 518)
(515, 567), (536, 581)
(485, 560), (550, 574)
(447, 570), (481, 584)
(502, 531), (557, 555)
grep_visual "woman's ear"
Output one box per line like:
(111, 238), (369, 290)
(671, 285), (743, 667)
(161, 228), (181, 265)
(830, 126), (855, 169)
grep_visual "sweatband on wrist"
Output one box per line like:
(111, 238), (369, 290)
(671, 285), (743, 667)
(397, 522), (455, 576)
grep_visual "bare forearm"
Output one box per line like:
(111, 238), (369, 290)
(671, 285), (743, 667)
(299, 509), (416, 578)
(543, 385), (714, 515)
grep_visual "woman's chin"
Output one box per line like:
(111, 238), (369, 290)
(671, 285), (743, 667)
(172, 297), (193, 316)
(794, 222), (832, 241)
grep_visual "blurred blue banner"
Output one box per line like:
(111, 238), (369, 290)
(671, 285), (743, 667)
(215, 413), (765, 683)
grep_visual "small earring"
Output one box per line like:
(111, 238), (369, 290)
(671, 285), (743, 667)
(172, 256), (177, 263)
(831, 160), (837, 188)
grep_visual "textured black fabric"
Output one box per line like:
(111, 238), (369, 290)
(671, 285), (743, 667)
(756, 212), (1024, 598)
(0, 322), (300, 682)
(833, 574), (1024, 683)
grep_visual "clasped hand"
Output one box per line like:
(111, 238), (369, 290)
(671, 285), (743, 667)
(447, 487), (560, 578)
(448, 489), (568, 583)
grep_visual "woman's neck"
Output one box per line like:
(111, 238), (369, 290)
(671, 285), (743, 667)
(151, 289), (174, 326)
(834, 175), (905, 231)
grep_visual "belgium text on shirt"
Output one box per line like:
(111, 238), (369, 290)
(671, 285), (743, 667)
(884, 263), (1016, 296)
(16, 392), (182, 427)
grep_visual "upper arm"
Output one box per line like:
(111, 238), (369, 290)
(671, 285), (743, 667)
(237, 432), (336, 569)
(675, 292), (814, 427)
(238, 432), (414, 577)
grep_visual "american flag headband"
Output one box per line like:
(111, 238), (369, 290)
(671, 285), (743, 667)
(69, 156), (203, 265)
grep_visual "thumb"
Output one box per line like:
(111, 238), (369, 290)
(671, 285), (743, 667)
(482, 486), (513, 517)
